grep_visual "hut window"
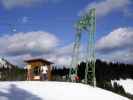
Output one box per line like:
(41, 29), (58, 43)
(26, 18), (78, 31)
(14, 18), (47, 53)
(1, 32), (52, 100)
(33, 67), (40, 76)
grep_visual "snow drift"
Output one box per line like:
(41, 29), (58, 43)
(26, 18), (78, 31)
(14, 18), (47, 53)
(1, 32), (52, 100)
(0, 81), (129, 100)
(112, 79), (133, 95)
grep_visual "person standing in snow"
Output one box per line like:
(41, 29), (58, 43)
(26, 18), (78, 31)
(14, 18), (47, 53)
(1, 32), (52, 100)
(41, 64), (48, 80)
(71, 74), (77, 82)
(27, 65), (32, 81)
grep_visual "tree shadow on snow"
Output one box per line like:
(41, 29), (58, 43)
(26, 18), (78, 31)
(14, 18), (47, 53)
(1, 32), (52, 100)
(0, 84), (43, 100)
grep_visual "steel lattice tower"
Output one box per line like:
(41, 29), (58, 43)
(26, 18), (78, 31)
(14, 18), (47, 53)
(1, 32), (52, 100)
(68, 29), (81, 82)
(69, 8), (96, 86)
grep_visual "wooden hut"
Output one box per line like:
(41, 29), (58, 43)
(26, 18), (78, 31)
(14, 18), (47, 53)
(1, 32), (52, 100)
(24, 58), (53, 81)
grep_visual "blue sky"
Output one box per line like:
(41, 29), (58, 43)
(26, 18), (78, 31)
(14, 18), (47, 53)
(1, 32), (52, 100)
(0, 0), (133, 67)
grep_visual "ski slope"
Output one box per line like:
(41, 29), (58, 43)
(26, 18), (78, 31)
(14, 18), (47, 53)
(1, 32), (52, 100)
(0, 81), (129, 100)
(112, 79), (133, 95)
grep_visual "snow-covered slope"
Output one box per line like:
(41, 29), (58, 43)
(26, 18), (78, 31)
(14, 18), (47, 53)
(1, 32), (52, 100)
(112, 79), (133, 95)
(0, 81), (129, 100)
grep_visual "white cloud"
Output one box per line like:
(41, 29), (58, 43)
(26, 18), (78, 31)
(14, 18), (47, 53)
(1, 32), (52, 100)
(1, 0), (45, 9)
(1, 0), (62, 9)
(80, 0), (130, 17)
(49, 0), (62, 3)
(96, 27), (133, 51)
(22, 16), (29, 23)
(111, 50), (133, 63)
(3, 43), (73, 68)
(0, 31), (59, 56)
(0, 31), (75, 67)
(47, 55), (72, 67)
(3, 42), (83, 67)
(41, 43), (74, 67)
(6, 54), (33, 67)
(96, 27), (133, 64)
(123, 8), (133, 18)
(97, 49), (133, 64)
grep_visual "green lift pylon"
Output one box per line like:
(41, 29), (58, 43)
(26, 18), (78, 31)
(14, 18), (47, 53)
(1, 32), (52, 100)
(69, 29), (81, 82)
(69, 8), (96, 86)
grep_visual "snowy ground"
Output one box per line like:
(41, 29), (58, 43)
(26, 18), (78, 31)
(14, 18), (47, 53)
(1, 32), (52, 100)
(0, 81), (129, 100)
(112, 79), (133, 95)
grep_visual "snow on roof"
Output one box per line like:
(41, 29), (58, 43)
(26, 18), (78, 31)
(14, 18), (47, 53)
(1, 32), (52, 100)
(0, 81), (129, 100)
